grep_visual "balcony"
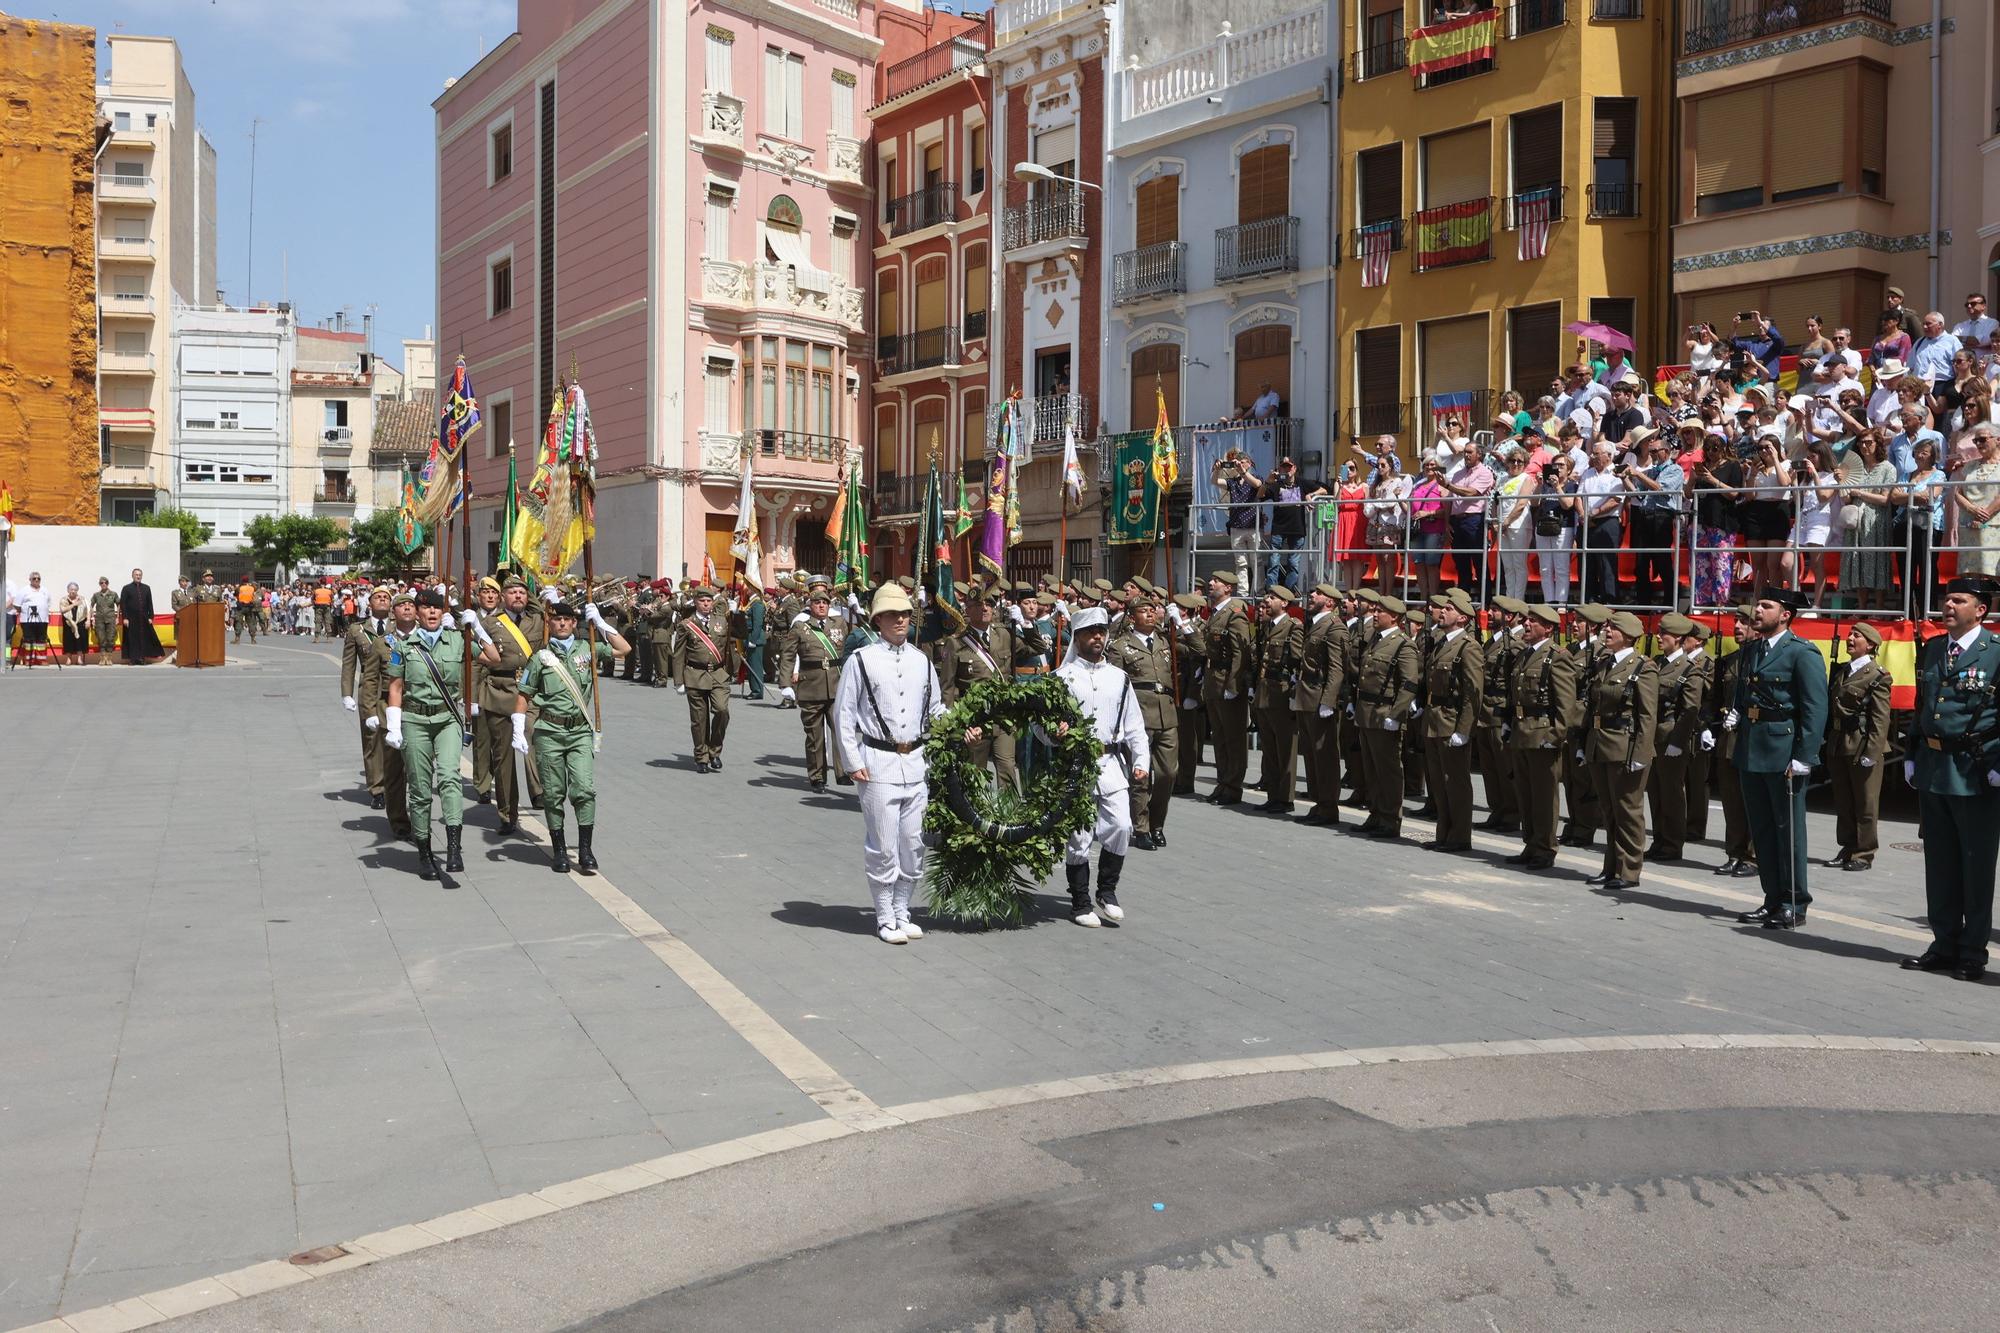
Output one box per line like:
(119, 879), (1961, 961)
(1409, 197), (1494, 273)
(100, 406), (156, 433)
(1681, 0), (1888, 56)
(1121, 6), (1326, 119)
(872, 474), (930, 518)
(888, 182), (960, 236)
(813, 0), (858, 17)
(1001, 187), (1087, 255)
(698, 259), (865, 329)
(98, 349), (154, 375)
(100, 292), (155, 318)
(1412, 5), (1499, 88)
(98, 235), (156, 262)
(879, 327), (963, 377)
(876, 29), (988, 106)
(1588, 181), (1642, 218)
(1216, 216), (1300, 284)
(963, 308), (989, 343)
(321, 427), (354, 453)
(1349, 33), (1407, 81)
(96, 172), (156, 202)
(993, 0), (1098, 46)
(988, 393), (1093, 455)
(105, 120), (155, 146)
(314, 481), (357, 512)
(1113, 241), (1188, 305)
(697, 91), (744, 151)
(751, 429), (843, 467)
(1507, 0), (1568, 37)
(1501, 184), (1567, 233)
(826, 133), (864, 184)
(1349, 218), (1406, 259)
(1348, 401), (1407, 439)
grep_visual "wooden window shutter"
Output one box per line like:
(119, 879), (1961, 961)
(1420, 315), (1489, 397)
(1693, 88), (1763, 199)
(1857, 66), (1886, 182)
(1508, 303), (1561, 398)
(1510, 105), (1562, 193)
(1131, 343), (1180, 433)
(1761, 276), (1845, 351)
(1238, 145), (1291, 224)
(1769, 70), (1845, 197)
(1234, 325), (1292, 413)
(1421, 125), (1489, 208)
(1355, 326), (1401, 411)
(1682, 287), (1753, 342)
(1592, 98), (1636, 161)
(1136, 176), (1179, 249)
(1358, 144), (1402, 224)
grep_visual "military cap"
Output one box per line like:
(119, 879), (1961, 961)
(1090, 578), (1115, 594)
(1608, 610), (1645, 638)
(806, 575), (832, 592)
(1377, 593), (1407, 615)
(477, 575), (502, 593)
(1312, 581), (1341, 601)
(1128, 590), (1163, 609)
(547, 600), (581, 619)
(1013, 580), (1035, 595)
(1406, 607), (1429, 626)
(1658, 613), (1695, 636)
(952, 580), (970, 597)
(1264, 585), (1298, 604)
(1850, 621), (1883, 648)
(1761, 586), (1809, 613)
(1945, 576), (1999, 605)
(1132, 577), (1159, 596)
(1526, 604), (1561, 627)
(201, 569), (215, 578)
(1685, 621), (1712, 642)
(689, 585), (717, 598)
(502, 574), (528, 590)
(1172, 591), (1206, 611)
(1069, 606), (1110, 633)
(1210, 569), (1241, 587)
(1577, 604), (1612, 625)
(391, 588), (417, 607)
(1492, 595), (1528, 616)
(1731, 601), (1756, 620)
(895, 575), (917, 591)
(415, 589), (448, 610)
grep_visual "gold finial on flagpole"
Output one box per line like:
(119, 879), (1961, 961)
(927, 426), (941, 469)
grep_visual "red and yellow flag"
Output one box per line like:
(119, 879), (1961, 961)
(1408, 9), (1500, 77)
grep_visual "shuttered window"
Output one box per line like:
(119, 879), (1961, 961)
(963, 245), (987, 315)
(1592, 96), (1636, 193)
(1355, 326), (1402, 436)
(1136, 175), (1179, 248)
(1770, 70), (1844, 200)
(1509, 105), (1562, 194)
(1679, 275), (1883, 351)
(1420, 315), (1489, 398)
(1692, 87), (1763, 209)
(1131, 344), (1181, 435)
(1508, 303), (1561, 399)
(1858, 65), (1886, 192)
(877, 271), (898, 336)
(915, 261), (947, 329)
(1758, 278), (1842, 351)
(1421, 124), (1489, 208)
(1357, 143), (1402, 225)
(1237, 145), (1291, 224)
(1235, 325), (1291, 414)
(1034, 124), (1076, 168)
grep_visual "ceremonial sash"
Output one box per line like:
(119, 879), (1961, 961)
(493, 612), (533, 659)
(806, 623), (840, 663)
(537, 647), (602, 754)
(963, 631), (998, 677)
(684, 617), (724, 664)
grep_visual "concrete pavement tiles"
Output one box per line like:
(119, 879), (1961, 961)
(0, 645), (1988, 1325)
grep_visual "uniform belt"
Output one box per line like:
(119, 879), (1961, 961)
(1745, 707), (1795, 722)
(1014, 666), (1049, 676)
(405, 701), (452, 718)
(541, 710), (586, 727)
(862, 734), (923, 754)
(1358, 689), (1394, 704)
(1132, 681), (1168, 693)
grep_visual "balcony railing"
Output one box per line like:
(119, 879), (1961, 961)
(1349, 33), (1407, 81)
(99, 235), (156, 261)
(1216, 216), (1300, 283)
(988, 394), (1094, 454)
(100, 406), (156, 432)
(98, 349), (155, 374)
(1588, 181), (1642, 218)
(100, 293), (156, 317)
(872, 474), (931, 518)
(993, 0), (1096, 46)
(963, 309), (989, 343)
(1508, 0), (1567, 37)
(1409, 197), (1494, 273)
(1121, 5), (1326, 119)
(1592, 0), (1641, 16)
(1002, 187), (1087, 252)
(889, 182), (960, 235)
(106, 121), (155, 145)
(1095, 418), (1305, 485)
(1501, 185), (1567, 231)
(1349, 218), (1406, 258)
(879, 327), (964, 376)
(1349, 402), (1407, 440)
(1413, 4), (1498, 87)
(96, 172), (156, 200)
(698, 90), (744, 148)
(1681, 0), (1888, 56)
(751, 429), (843, 465)
(876, 28), (988, 105)
(316, 482), (358, 508)
(1112, 241), (1188, 305)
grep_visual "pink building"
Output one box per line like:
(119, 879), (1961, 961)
(435, 0), (897, 582)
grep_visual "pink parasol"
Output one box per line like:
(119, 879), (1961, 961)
(1565, 320), (1635, 353)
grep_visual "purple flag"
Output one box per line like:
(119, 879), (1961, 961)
(976, 450), (1011, 578)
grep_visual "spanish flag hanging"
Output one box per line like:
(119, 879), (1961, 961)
(1408, 9), (1501, 79)
(1413, 198), (1493, 270)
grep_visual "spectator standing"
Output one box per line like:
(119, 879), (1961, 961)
(1249, 381), (1282, 421)
(1911, 312), (1963, 393)
(1441, 439), (1495, 599)
(1532, 454), (1580, 606)
(1598, 380), (1647, 449)
(1741, 437), (1794, 595)
(1686, 322), (1723, 379)
(1954, 427), (2000, 576)
(1623, 428), (1684, 606)
(1215, 451), (1264, 592)
(1893, 436), (1946, 615)
(1794, 314), (1833, 364)
(1790, 441), (1839, 608)
(1688, 425), (1744, 606)
(1407, 459), (1450, 600)
(1333, 464), (1371, 591)
(1839, 431), (1899, 612)
(1952, 293), (1997, 349)
(58, 581), (87, 666)
(1578, 443), (1625, 603)
(1728, 310), (1785, 375)
(1493, 445), (1535, 601)
(1871, 313), (1913, 371)
(1365, 466), (1412, 595)
(1258, 456), (1309, 594)
(1888, 404), (1943, 481)
(1880, 286), (1919, 350)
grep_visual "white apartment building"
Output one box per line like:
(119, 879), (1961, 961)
(170, 303), (294, 574)
(95, 33), (217, 525)
(290, 322), (382, 571)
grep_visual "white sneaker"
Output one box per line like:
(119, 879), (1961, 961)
(1071, 909), (1101, 928)
(1096, 897), (1124, 923)
(898, 919), (924, 940)
(878, 925), (907, 944)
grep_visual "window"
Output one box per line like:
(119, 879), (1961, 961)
(1586, 298), (1636, 357)
(1130, 343), (1181, 434)
(1419, 315), (1490, 434)
(1234, 326), (1291, 418)
(963, 245), (988, 340)
(490, 121), (513, 183)
(705, 185), (733, 259)
(184, 462), (217, 483)
(764, 47), (805, 142)
(1354, 326), (1402, 437)
(962, 391), (986, 461)
(831, 213), (856, 283)
(704, 359), (733, 434)
(1135, 174), (1179, 248)
(968, 124), (987, 193)
(1509, 104), (1562, 201)
(880, 150), (897, 218)
(325, 400), (349, 430)
(831, 75), (854, 139)
(876, 405), (898, 476)
(1591, 97), (1638, 216)
(184, 411), (217, 430)
(487, 397), (512, 460)
(1508, 303), (1562, 399)
(1421, 123), (1489, 207)
(1689, 62), (1887, 217)
(490, 255), (513, 314)
(219, 410), (240, 430)
(113, 110), (131, 131)
(108, 497), (154, 524)
(1237, 144), (1291, 224)
(1360, 0), (1405, 79)
(705, 28), (734, 93)
(112, 160), (144, 180)
(1357, 143), (1402, 226)
(923, 140), (945, 189)
(915, 258), (948, 335)
(877, 269), (899, 346)
(813, 345), (836, 439)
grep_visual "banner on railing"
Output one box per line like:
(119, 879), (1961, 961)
(1515, 186), (1555, 261)
(1408, 8), (1500, 77)
(1106, 432), (1161, 546)
(1191, 424), (1280, 536)
(1413, 199), (1490, 270)
(1359, 222), (1394, 288)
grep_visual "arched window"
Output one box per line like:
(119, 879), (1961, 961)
(1233, 325), (1290, 417)
(767, 195), (802, 231)
(1130, 343), (1181, 433)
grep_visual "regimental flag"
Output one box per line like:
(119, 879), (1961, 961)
(1413, 198), (1492, 270)
(1149, 385), (1178, 493)
(976, 450), (1013, 577)
(413, 357), (482, 528)
(395, 464), (426, 555)
(1359, 221), (1394, 289)
(1514, 186), (1555, 262)
(1107, 432), (1161, 546)
(729, 441), (761, 587)
(954, 466), (978, 539)
(918, 448), (964, 638)
(831, 457), (869, 590)
(1060, 409), (1085, 509)
(498, 446), (530, 585)
(513, 377), (598, 582)
(1408, 8), (1500, 78)
(1002, 397), (1023, 546)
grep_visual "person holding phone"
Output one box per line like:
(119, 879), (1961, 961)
(1729, 309), (1785, 374)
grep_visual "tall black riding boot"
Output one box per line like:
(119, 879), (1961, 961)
(576, 824), (598, 875)
(1096, 850), (1125, 922)
(416, 835), (438, 881)
(548, 819), (571, 873)
(444, 825), (465, 873)
(1065, 861), (1099, 927)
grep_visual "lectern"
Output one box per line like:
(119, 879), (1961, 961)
(176, 603), (225, 668)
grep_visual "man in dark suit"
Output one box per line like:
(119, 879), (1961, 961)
(1731, 588), (1829, 930)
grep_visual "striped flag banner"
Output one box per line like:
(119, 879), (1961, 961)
(1515, 186), (1555, 262)
(1430, 392), (1476, 429)
(1359, 222), (1394, 288)
(1407, 8), (1501, 77)
(1413, 198), (1491, 269)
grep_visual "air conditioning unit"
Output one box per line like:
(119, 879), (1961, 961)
(324, 427), (353, 446)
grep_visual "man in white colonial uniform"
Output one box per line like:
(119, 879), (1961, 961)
(1053, 607), (1150, 928)
(835, 583), (945, 944)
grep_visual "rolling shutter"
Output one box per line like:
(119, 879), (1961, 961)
(1770, 70), (1844, 197)
(1355, 326), (1402, 431)
(1136, 175), (1180, 249)
(1692, 88), (1762, 200)
(1593, 97), (1637, 162)
(1510, 105), (1562, 193)
(1421, 125), (1489, 208)
(1420, 315), (1490, 398)
(1857, 66), (1886, 185)
(1760, 276), (1844, 352)
(1357, 144), (1402, 225)
(1508, 303), (1561, 400)
(1130, 343), (1181, 434)
(1237, 145), (1292, 224)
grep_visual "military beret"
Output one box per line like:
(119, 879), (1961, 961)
(1850, 621), (1883, 648)
(1526, 604), (1561, 627)
(1577, 604), (1612, 625)
(548, 601), (581, 619)
(1659, 613), (1695, 636)
(1129, 591), (1163, 609)
(1685, 621), (1712, 642)
(690, 585), (717, 598)
(1210, 569), (1240, 587)
(1013, 581), (1035, 595)
(1406, 608), (1429, 626)
(1492, 595), (1528, 616)
(1354, 588), (1383, 606)
(1172, 592), (1206, 611)
(502, 575), (528, 590)
(1265, 585), (1297, 604)
(1608, 610), (1645, 638)
(1377, 594), (1407, 615)
(477, 576), (502, 593)
(415, 589), (448, 610)
(1445, 587), (1476, 616)
(1313, 582), (1341, 601)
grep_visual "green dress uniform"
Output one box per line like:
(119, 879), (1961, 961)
(478, 608), (545, 824)
(781, 611), (850, 788)
(518, 636), (612, 826)
(1294, 609), (1350, 824)
(741, 596), (767, 700)
(1201, 595), (1256, 803)
(769, 589), (802, 704)
(1907, 625), (2000, 971)
(1476, 625), (1519, 831)
(644, 599), (678, 686)
(672, 607), (737, 767)
(1353, 621), (1422, 837)
(1826, 651), (1892, 867)
(1421, 627), (1485, 851)
(1732, 626), (1829, 920)
(341, 613), (396, 803)
(1111, 624), (1180, 841)
(942, 618), (1025, 786)
(388, 628), (471, 843)
(1647, 643), (1710, 859)
(1585, 648), (1659, 885)
(1508, 628), (1579, 866)
(1709, 640), (1756, 867)
(90, 588), (119, 656)
(1253, 608), (1302, 811)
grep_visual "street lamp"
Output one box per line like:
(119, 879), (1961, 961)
(1012, 161), (1100, 191)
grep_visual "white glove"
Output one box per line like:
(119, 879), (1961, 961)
(1627, 760), (1644, 773)
(470, 702), (480, 717)
(1500, 725), (1512, 743)
(1665, 744), (1682, 758)
(1344, 703), (1355, 718)
(584, 603), (607, 629)
(780, 686), (796, 702)
(542, 586), (560, 604)
(1181, 697), (1200, 711)
(1383, 717), (1399, 732)
(1448, 733), (1466, 748)
(1167, 604), (1185, 626)
(468, 617), (494, 647)
(1988, 768), (2000, 788)
(342, 695), (357, 713)
(1575, 748), (1585, 761)
(1055, 599), (1071, 618)
(1540, 739), (1555, 750)
(1410, 705), (1424, 719)
(383, 706), (403, 749)
(458, 609), (478, 629)
(1223, 689), (1238, 701)
(1859, 756), (1874, 769)
(1699, 728), (1715, 751)
(676, 684), (687, 694)
(1786, 759), (1810, 778)
(1318, 704), (1334, 718)
(510, 712), (529, 755)
(1007, 604), (1027, 627)
(1904, 759), (1917, 785)
(364, 714), (381, 732)
(1722, 708), (1740, 731)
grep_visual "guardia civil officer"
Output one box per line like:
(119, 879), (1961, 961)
(1730, 588), (1828, 930)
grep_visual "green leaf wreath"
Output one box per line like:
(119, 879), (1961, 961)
(923, 675), (1102, 928)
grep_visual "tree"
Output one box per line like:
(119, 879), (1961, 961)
(131, 506), (213, 553)
(240, 513), (342, 578)
(346, 509), (424, 574)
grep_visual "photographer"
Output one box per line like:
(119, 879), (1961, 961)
(1728, 309), (1785, 376)
(1790, 441), (1839, 608)
(1213, 449), (1264, 591)
(1623, 428), (1685, 607)
(1257, 456), (1310, 594)
(1686, 418), (1743, 606)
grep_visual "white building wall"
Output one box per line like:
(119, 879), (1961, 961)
(169, 304), (296, 561)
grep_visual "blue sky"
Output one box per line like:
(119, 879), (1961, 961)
(32, 0), (516, 375)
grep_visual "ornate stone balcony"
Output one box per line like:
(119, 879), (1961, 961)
(699, 259), (865, 330)
(698, 91), (744, 151)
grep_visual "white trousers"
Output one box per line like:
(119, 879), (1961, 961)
(860, 778), (926, 927)
(1536, 527), (1574, 604)
(1065, 783), (1132, 864)
(1498, 524), (1533, 600)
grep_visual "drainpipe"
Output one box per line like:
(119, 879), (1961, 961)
(1928, 0), (1942, 310)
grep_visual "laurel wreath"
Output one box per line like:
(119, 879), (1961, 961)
(922, 675), (1101, 927)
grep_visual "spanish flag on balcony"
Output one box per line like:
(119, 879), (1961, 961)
(1408, 9), (1501, 78)
(1413, 198), (1492, 270)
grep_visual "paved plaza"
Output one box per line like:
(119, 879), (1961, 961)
(1, 643), (1995, 1330)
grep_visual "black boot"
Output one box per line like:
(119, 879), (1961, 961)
(549, 820), (571, 873)
(1096, 850), (1125, 923)
(416, 836), (438, 881)
(444, 825), (464, 873)
(576, 824), (598, 875)
(1066, 861), (1099, 926)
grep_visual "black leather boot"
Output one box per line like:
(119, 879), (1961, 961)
(1096, 850), (1125, 923)
(444, 825), (464, 873)
(549, 821), (571, 873)
(416, 836), (438, 881)
(1065, 861), (1098, 926)
(576, 824), (598, 875)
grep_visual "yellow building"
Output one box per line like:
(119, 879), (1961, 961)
(1336, 0), (1670, 457)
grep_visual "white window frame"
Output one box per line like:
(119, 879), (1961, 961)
(705, 28), (735, 94)
(831, 77), (855, 139)
(486, 243), (516, 319)
(486, 110), (515, 187)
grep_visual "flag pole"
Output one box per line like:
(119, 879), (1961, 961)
(1154, 375), (1179, 693)
(459, 460), (474, 702)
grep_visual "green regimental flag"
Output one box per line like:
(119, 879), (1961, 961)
(919, 454), (964, 638)
(1105, 432), (1160, 546)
